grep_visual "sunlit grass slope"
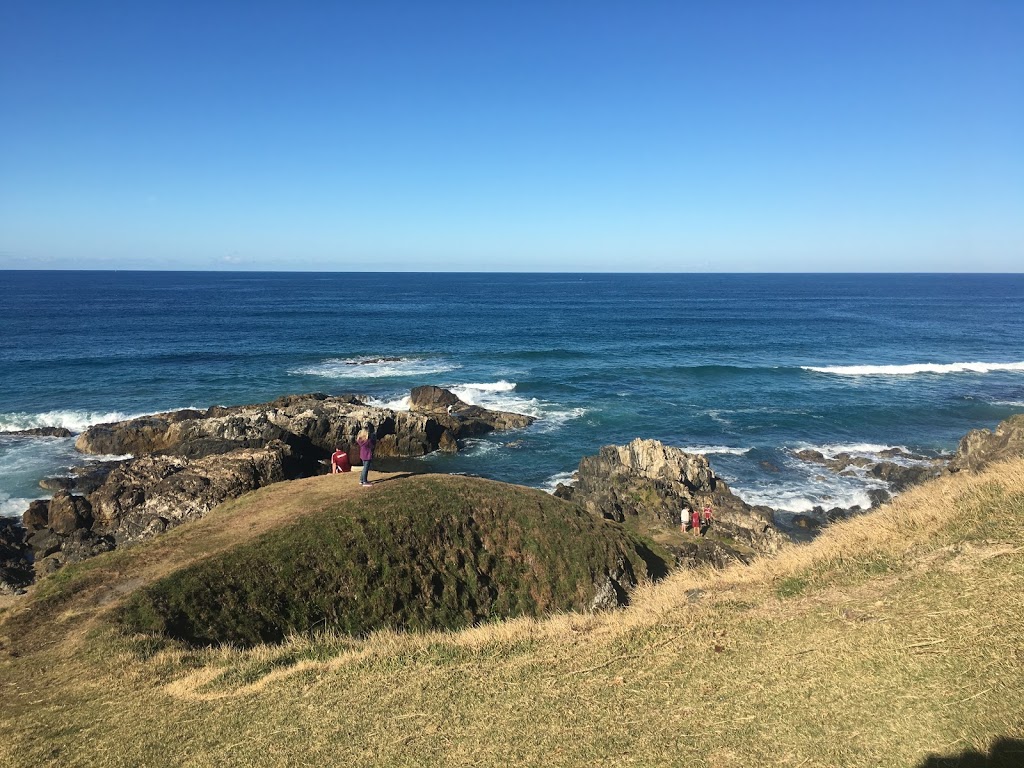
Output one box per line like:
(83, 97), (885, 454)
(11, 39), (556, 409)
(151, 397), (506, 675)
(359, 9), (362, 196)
(117, 474), (668, 646)
(1, 462), (1023, 767)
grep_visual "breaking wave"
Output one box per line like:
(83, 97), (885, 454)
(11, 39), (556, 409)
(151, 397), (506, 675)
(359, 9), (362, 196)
(0, 409), (144, 433)
(681, 445), (751, 456)
(290, 356), (461, 379)
(803, 361), (1024, 376)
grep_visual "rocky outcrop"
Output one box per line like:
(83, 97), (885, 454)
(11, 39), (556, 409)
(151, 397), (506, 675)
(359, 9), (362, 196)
(793, 448), (947, 496)
(16, 389), (534, 580)
(949, 414), (1024, 473)
(408, 385), (535, 439)
(90, 441), (291, 544)
(18, 443), (291, 576)
(0, 427), (74, 438)
(0, 518), (34, 595)
(557, 439), (781, 567)
(76, 390), (534, 463)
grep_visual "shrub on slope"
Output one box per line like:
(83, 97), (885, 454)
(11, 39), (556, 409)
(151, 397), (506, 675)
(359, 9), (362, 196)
(117, 475), (669, 647)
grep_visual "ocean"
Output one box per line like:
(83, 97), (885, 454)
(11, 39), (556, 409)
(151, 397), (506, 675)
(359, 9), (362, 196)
(2, 271), (1023, 525)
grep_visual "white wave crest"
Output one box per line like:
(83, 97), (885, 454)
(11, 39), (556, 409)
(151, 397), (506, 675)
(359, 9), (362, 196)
(530, 407), (589, 434)
(803, 361), (1024, 376)
(0, 494), (43, 519)
(992, 400), (1024, 408)
(795, 441), (940, 467)
(364, 395), (412, 411)
(732, 484), (877, 514)
(445, 381), (587, 432)
(460, 439), (502, 456)
(449, 381), (517, 398)
(290, 357), (461, 379)
(541, 471), (577, 494)
(681, 445), (751, 456)
(0, 409), (144, 433)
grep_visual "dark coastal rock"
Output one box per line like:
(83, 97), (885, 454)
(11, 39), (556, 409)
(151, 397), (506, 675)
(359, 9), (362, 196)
(76, 390), (534, 464)
(565, 439), (781, 566)
(949, 414), (1024, 473)
(0, 426), (74, 438)
(793, 447), (946, 499)
(46, 491), (93, 535)
(88, 441), (291, 544)
(38, 461), (124, 496)
(38, 476), (75, 492)
(18, 389), (534, 578)
(409, 385), (461, 412)
(0, 518), (34, 595)
(22, 500), (50, 531)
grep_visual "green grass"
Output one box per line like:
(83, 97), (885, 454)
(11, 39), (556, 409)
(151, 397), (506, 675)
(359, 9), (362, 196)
(117, 475), (669, 646)
(2, 465), (1023, 767)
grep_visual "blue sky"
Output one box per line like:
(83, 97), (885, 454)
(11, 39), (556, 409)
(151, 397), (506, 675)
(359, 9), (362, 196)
(1, 1), (1021, 272)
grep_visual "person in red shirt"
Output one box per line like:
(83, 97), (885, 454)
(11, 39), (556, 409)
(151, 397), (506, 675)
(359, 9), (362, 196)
(691, 508), (701, 535)
(702, 503), (714, 532)
(331, 446), (351, 473)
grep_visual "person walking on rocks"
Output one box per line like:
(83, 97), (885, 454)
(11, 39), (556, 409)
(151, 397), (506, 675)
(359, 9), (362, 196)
(702, 502), (714, 534)
(357, 427), (376, 487)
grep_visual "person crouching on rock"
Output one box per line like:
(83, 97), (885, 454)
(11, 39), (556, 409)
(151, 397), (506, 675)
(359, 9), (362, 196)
(331, 445), (351, 474)
(357, 427), (376, 487)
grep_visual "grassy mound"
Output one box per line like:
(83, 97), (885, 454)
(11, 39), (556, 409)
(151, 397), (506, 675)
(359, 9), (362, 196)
(117, 474), (670, 646)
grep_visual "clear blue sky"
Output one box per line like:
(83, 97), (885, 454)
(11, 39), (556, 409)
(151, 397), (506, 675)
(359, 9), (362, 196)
(1, 1), (1021, 272)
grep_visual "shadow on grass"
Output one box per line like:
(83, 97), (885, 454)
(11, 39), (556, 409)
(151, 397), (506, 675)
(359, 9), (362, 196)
(918, 738), (1024, 768)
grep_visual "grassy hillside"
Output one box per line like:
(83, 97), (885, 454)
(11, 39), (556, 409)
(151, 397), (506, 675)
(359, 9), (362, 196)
(117, 474), (669, 645)
(1, 462), (1023, 767)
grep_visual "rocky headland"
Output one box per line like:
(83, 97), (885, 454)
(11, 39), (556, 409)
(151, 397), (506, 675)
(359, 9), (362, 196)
(556, 438), (781, 568)
(3, 386), (534, 589)
(3, 397), (1024, 604)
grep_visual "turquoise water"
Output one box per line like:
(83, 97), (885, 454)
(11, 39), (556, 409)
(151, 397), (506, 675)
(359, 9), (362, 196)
(2, 271), (1023, 519)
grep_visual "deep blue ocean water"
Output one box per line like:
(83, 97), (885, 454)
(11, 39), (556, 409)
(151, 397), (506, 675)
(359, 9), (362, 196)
(2, 271), (1023, 522)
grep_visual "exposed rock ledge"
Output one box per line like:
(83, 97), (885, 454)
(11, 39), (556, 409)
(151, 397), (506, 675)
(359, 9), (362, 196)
(556, 438), (782, 568)
(5, 388), (534, 585)
(949, 414), (1024, 473)
(75, 386), (533, 463)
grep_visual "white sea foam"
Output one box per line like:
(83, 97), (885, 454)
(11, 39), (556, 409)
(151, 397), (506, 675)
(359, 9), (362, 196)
(530, 407), (589, 434)
(450, 381), (517, 397)
(446, 381), (588, 432)
(289, 357), (460, 379)
(364, 395), (412, 411)
(803, 361), (1024, 376)
(0, 409), (142, 433)
(681, 445), (751, 456)
(731, 483), (877, 514)
(460, 439), (502, 456)
(794, 441), (941, 467)
(992, 400), (1024, 408)
(0, 495), (44, 519)
(541, 471), (576, 494)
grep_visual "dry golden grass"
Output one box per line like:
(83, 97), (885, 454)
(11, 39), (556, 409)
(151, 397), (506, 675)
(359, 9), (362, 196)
(1, 462), (1023, 767)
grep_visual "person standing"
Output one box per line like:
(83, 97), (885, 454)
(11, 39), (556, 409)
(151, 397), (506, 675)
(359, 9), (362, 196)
(681, 506), (691, 532)
(691, 507), (701, 535)
(356, 427), (376, 486)
(702, 502), (714, 534)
